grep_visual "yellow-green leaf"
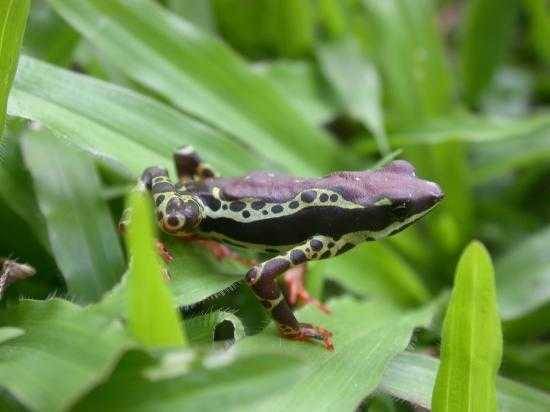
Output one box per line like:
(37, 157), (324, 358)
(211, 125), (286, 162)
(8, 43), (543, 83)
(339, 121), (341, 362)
(432, 241), (503, 412)
(126, 190), (187, 348)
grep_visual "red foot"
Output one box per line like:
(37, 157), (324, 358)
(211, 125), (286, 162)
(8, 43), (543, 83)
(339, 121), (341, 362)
(156, 240), (174, 263)
(283, 264), (331, 314)
(280, 323), (334, 351)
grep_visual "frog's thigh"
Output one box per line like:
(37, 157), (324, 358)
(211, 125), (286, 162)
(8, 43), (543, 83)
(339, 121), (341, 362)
(173, 145), (218, 181)
(244, 235), (347, 330)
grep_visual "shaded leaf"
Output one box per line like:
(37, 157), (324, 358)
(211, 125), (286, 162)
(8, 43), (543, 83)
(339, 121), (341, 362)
(0, 326), (24, 344)
(185, 311), (245, 345)
(379, 352), (550, 412)
(238, 297), (438, 411)
(0, 299), (131, 412)
(126, 190), (187, 348)
(0, 0), (29, 135)
(22, 129), (124, 303)
(49, 0), (341, 174)
(432, 241), (502, 412)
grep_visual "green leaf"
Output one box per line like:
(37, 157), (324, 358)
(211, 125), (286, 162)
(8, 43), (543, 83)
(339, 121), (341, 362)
(524, 0), (550, 64)
(48, 0), (340, 174)
(496, 226), (550, 320)
(362, 0), (453, 129)
(126, 190), (187, 348)
(0, 0), (29, 136)
(317, 36), (389, 154)
(9, 55), (265, 178)
(0, 327), (24, 344)
(21, 129), (124, 303)
(0, 299), (131, 412)
(74, 349), (304, 411)
(379, 352), (550, 412)
(237, 297), (438, 411)
(432, 241), (503, 412)
(167, 0), (215, 33)
(460, 0), (518, 106)
(185, 311), (245, 345)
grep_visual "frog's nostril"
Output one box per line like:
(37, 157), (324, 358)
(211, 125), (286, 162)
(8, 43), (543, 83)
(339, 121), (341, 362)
(165, 214), (182, 229)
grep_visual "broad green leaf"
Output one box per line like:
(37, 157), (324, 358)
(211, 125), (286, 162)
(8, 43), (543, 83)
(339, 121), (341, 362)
(496, 226), (550, 320)
(126, 190), (187, 348)
(49, 0), (341, 174)
(362, 0), (453, 129)
(460, 0), (518, 106)
(502, 342), (550, 392)
(0, 299), (131, 412)
(317, 37), (389, 154)
(238, 297), (438, 411)
(0, 0), (29, 136)
(432, 241), (502, 412)
(21, 129), (124, 303)
(9, 55), (265, 178)
(74, 349), (304, 411)
(310, 242), (430, 307)
(167, 0), (215, 33)
(0, 327), (24, 344)
(379, 352), (550, 412)
(185, 311), (245, 345)
(524, 0), (550, 64)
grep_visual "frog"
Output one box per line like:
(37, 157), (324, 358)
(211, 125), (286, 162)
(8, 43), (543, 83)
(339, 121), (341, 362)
(128, 145), (444, 350)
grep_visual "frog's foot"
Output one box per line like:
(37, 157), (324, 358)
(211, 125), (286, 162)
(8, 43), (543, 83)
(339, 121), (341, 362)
(283, 264), (331, 314)
(0, 259), (36, 300)
(279, 323), (334, 351)
(156, 240), (174, 264)
(191, 238), (257, 267)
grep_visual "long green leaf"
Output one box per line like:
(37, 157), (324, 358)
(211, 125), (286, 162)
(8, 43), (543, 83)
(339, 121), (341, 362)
(238, 297), (438, 411)
(126, 190), (187, 348)
(21, 129), (124, 303)
(48, 0), (341, 174)
(496, 227), (550, 320)
(379, 352), (550, 412)
(0, 299), (131, 412)
(317, 37), (388, 154)
(432, 241), (502, 412)
(460, 0), (518, 106)
(9, 55), (264, 178)
(0, 0), (29, 136)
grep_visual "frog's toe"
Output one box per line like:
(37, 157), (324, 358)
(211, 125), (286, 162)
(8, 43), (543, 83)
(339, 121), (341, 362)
(279, 323), (334, 351)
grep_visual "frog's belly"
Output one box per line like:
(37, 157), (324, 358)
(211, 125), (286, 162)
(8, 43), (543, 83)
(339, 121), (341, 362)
(196, 205), (388, 251)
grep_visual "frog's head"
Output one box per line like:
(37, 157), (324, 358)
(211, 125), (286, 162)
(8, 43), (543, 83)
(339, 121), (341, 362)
(368, 160), (444, 238)
(156, 193), (204, 236)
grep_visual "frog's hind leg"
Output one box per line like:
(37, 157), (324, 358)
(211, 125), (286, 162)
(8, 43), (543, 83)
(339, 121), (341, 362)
(283, 264), (331, 314)
(245, 235), (339, 350)
(173, 145), (218, 182)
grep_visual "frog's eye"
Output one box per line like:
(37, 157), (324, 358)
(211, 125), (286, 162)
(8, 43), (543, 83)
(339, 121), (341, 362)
(391, 201), (410, 220)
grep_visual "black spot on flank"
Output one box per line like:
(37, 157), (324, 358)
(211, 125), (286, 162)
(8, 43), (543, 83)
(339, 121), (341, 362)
(330, 194), (338, 202)
(152, 182), (173, 193)
(262, 210), (268, 215)
(271, 205), (284, 214)
(301, 190), (316, 203)
(251, 200), (265, 210)
(320, 193), (329, 202)
(201, 194), (221, 211)
(310, 239), (323, 251)
(311, 253), (317, 259)
(305, 248), (310, 253)
(290, 250), (306, 265)
(328, 242), (335, 248)
(320, 250), (331, 259)
(155, 194), (165, 206)
(242, 210), (251, 218)
(336, 243), (355, 256)
(222, 204), (228, 210)
(229, 201), (246, 212)
(289, 201), (299, 209)
(156, 211), (163, 221)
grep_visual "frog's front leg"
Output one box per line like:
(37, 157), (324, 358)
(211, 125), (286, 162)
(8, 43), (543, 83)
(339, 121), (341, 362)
(245, 236), (338, 350)
(173, 145), (218, 182)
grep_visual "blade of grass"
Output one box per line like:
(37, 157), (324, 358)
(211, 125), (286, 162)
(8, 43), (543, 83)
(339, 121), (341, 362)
(317, 37), (388, 154)
(126, 190), (187, 348)
(9, 55), (266, 177)
(0, 0), (29, 136)
(0, 299), (132, 412)
(48, 0), (341, 174)
(379, 352), (550, 412)
(21, 129), (124, 303)
(432, 241), (502, 411)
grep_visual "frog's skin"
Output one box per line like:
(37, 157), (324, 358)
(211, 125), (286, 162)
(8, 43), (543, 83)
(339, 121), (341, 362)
(134, 146), (444, 349)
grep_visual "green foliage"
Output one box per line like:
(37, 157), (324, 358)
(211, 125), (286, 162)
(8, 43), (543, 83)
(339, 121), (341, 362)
(1, 0), (549, 410)
(126, 190), (187, 348)
(432, 241), (502, 412)
(0, 0), (29, 136)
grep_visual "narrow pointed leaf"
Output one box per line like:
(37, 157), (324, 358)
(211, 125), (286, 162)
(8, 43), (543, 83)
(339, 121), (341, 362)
(432, 241), (503, 411)
(126, 190), (187, 348)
